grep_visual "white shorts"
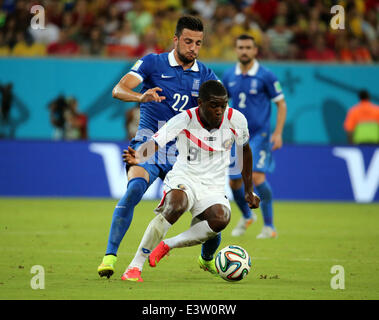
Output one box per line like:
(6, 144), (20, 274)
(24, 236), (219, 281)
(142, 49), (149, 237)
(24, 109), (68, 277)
(155, 172), (231, 218)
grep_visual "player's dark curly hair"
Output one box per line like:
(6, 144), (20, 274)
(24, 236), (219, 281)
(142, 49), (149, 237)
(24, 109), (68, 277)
(199, 80), (227, 102)
(175, 16), (204, 37)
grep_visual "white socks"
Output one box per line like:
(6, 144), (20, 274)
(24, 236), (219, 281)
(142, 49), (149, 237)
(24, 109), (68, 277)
(164, 220), (217, 249)
(128, 214), (172, 270)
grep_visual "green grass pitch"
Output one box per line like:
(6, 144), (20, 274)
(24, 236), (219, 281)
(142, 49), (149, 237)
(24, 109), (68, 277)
(0, 198), (378, 300)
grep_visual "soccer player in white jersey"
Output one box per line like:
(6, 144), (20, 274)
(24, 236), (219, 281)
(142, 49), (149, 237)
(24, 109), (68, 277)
(122, 80), (260, 281)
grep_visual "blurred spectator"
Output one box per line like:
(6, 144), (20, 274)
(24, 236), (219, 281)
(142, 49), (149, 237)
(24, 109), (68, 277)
(118, 20), (139, 47)
(339, 36), (372, 63)
(103, 4), (122, 38)
(71, 0), (95, 38)
(193, 0), (217, 21)
(49, 95), (68, 140)
(0, 82), (13, 138)
(250, 0), (279, 29)
(361, 10), (377, 42)
(61, 11), (81, 43)
(230, 13), (263, 46)
(45, 0), (64, 27)
(0, 31), (10, 55)
(134, 29), (164, 57)
(0, 0), (376, 62)
(305, 33), (337, 62)
(64, 97), (88, 140)
(148, 10), (175, 52)
(344, 90), (379, 145)
(111, 0), (134, 14)
(125, 104), (140, 140)
(266, 16), (293, 59)
(81, 27), (105, 56)
(12, 31), (46, 56)
(47, 29), (80, 56)
(126, 1), (153, 36)
(201, 22), (234, 60)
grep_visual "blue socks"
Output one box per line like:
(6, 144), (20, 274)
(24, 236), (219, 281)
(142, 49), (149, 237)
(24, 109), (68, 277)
(255, 181), (274, 229)
(106, 177), (148, 255)
(201, 232), (221, 261)
(231, 185), (252, 219)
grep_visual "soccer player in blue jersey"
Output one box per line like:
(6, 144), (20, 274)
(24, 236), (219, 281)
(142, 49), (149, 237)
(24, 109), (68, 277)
(223, 34), (287, 239)
(97, 16), (221, 281)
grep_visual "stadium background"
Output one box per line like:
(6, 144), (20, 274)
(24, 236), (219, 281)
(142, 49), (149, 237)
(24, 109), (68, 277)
(0, 0), (379, 302)
(0, 0), (378, 202)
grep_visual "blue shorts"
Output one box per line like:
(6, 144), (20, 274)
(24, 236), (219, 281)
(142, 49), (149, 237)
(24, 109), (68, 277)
(126, 136), (176, 188)
(229, 131), (275, 180)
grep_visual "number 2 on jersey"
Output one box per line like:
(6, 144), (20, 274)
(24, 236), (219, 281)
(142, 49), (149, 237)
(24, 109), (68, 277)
(238, 92), (247, 109)
(172, 93), (189, 112)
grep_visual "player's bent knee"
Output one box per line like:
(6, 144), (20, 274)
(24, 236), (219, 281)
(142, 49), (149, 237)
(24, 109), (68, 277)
(205, 205), (231, 233)
(161, 190), (188, 224)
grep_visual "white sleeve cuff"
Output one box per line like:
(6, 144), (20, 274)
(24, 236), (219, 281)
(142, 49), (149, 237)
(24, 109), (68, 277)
(128, 71), (144, 83)
(272, 94), (284, 103)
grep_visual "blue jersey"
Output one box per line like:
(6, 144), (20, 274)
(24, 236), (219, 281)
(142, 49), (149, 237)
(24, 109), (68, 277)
(222, 60), (284, 136)
(129, 50), (218, 138)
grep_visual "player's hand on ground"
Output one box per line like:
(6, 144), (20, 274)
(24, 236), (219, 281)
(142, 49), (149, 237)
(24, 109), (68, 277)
(122, 146), (140, 165)
(270, 132), (283, 150)
(139, 87), (166, 103)
(245, 191), (260, 209)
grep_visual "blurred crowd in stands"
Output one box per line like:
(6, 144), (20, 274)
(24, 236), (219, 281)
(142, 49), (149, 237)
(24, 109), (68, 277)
(0, 0), (378, 62)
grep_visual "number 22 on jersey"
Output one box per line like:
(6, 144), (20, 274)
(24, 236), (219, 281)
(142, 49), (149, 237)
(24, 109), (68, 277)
(172, 94), (189, 112)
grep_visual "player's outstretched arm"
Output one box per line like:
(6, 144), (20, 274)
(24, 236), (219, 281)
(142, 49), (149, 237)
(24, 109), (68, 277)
(241, 143), (260, 209)
(112, 73), (166, 103)
(122, 141), (159, 165)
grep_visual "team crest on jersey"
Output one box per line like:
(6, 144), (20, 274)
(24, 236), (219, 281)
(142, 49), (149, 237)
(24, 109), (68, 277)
(249, 79), (258, 94)
(177, 184), (187, 190)
(192, 79), (200, 91)
(222, 138), (234, 150)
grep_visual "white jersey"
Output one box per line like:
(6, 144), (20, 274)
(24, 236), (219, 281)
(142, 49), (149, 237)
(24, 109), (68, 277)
(152, 107), (249, 190)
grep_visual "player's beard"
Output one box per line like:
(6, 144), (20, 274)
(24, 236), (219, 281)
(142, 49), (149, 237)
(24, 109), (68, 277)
(177, 45), (197, 65)
(239, 55), (253, 65)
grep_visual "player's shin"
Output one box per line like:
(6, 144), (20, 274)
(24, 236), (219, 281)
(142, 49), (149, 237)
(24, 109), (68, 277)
(255, 180), (274, 228)
(231, 184), (252, 219)
(106, 177), (148, 255)
(128, 214), (172, 270)
(164, 220), (217, 249)
(201, 232), (221, 261)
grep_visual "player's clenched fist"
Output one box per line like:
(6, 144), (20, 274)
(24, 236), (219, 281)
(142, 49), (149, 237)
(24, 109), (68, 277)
(245, 191), (260, 209)
(139, 87), (166, 103)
